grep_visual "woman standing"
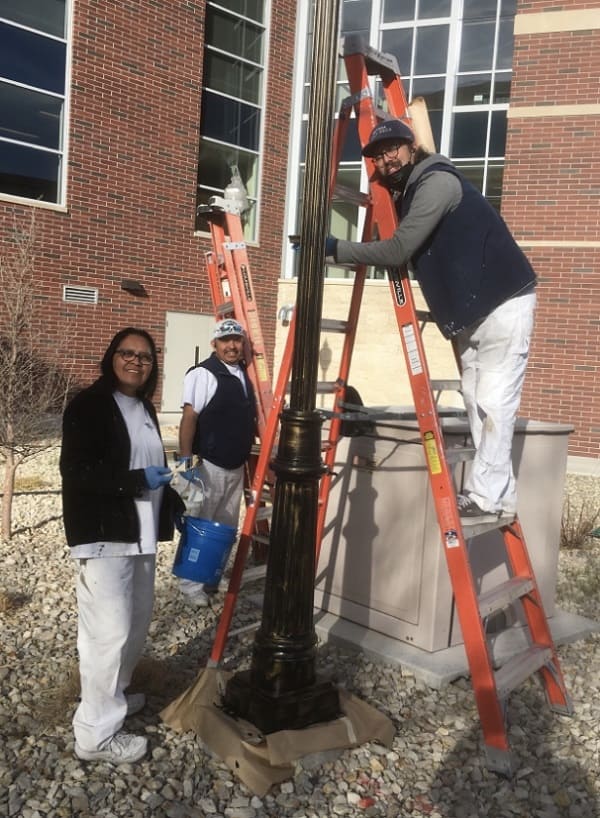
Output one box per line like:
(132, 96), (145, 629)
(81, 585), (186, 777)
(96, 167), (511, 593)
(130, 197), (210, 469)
(61, 327), (181, 765)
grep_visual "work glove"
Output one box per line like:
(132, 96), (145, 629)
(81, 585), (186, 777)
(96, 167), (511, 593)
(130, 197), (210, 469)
(143, 465), (172, 490)
(325, 235), (338, 260)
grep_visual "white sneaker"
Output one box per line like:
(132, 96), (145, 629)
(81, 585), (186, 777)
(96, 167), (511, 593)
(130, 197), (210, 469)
(181, 589), (209, 607)
(126, 693), (146, 716)
(75, 731), (148, 764)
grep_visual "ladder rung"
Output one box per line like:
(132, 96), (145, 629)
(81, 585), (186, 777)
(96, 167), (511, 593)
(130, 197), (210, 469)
(215, 301), (234, 316)
(416, 309), (433, 323)
(239, 564), (267, 583)
(251, 534), (270, 546)
(229, 621), (261, 638)
(255, 507), (272, 521)
(320, 318), (349, 333)
(461, 512), (516, 539)
(478, 577), (535, 618)
(430, 379), (462, 393)
(333, 182), (370, 208)
(494, 646), (553, 700)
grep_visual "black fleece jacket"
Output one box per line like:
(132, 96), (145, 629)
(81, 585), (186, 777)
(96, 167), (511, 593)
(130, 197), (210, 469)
(60, 377), (182, 548)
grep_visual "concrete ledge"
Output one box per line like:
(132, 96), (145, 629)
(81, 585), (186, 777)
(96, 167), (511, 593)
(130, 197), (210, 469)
(314, 609), (600, 690)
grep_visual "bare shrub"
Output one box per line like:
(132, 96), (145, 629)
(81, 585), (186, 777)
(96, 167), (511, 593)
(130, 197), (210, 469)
(0, 212), (72, 540)
(560, 496), (600, 551)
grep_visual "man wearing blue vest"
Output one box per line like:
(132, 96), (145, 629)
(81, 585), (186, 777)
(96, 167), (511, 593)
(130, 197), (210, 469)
(327, 119), (536, 522)
(177, 318), (256, 606)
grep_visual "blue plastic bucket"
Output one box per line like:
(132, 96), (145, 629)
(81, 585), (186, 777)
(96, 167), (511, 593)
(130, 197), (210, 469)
(172, 516), (237, 585)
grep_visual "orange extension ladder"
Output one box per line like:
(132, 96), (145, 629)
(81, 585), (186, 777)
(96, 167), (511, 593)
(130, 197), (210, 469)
(203, 35), (573, 776)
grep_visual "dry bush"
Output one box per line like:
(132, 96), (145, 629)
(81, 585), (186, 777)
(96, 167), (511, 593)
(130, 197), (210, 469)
(560, 497), (600, 551)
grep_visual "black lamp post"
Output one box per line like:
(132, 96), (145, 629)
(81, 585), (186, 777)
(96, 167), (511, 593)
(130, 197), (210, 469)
(223, 0), (342, 732)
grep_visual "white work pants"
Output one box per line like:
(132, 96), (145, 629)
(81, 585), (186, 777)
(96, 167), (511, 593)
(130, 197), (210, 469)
(456, 292), (536, 514)
(73, 554), (155, 750)
(179, 459), (243, 596)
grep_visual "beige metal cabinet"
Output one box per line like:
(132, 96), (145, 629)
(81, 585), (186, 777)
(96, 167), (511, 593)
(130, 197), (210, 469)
(314, 417), (573, 652)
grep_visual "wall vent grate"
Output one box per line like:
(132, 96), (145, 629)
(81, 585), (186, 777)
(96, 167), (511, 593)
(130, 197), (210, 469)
(63, 285), (99, 305)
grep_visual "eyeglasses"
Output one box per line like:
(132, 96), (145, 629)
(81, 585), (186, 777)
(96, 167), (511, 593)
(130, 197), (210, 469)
(115, 348), (154, 365)
(372, 143), (406, 162)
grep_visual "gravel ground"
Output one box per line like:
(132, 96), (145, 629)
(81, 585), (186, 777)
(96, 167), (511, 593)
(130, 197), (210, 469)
(1, 445), (599, 818)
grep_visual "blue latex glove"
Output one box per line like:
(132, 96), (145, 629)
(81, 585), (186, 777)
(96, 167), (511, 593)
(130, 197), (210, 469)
(325, 235), (338, 259)
(143, 465), (172, 490)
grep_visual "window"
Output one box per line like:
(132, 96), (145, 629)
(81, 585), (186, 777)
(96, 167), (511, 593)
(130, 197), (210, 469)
(195, 1), (267, 241)
(0, 0), (69, 204)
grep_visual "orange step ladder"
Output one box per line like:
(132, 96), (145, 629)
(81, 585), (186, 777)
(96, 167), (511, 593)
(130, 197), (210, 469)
(204, 36), (573, 776)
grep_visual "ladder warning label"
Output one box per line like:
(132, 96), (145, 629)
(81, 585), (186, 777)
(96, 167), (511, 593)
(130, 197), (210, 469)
(423, 431), (442, 474)
(444, 529), (459, 549)
(402, 324), (423, 375)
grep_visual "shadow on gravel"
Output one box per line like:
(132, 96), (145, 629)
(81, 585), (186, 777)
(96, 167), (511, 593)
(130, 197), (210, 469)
(427, 683), (600, 818)
(12, 513), (63, 536)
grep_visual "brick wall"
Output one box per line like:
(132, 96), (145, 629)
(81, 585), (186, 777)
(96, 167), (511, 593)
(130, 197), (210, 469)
(503, 1), (600, 459)
(0, 0), (297, 404)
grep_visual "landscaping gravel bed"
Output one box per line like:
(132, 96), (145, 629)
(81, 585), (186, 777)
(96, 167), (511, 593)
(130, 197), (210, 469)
(1, 445), (599, 818)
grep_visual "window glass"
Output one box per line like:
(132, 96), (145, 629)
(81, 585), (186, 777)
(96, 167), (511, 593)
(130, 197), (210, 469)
(0, 82), (62, 149)
(0, 141), (59, 200)
(463, 0), (497, 20)
(226, 0), (264, 24)
(497, 19), (514, 69)
(383, 0), (414, 22)
(0, 0), (65, 38)
(0, 21), (66, 94)
(419, 0), (451, 18)
(206, 8), (263, 64)
(459, 22), (494, 72)
(414, 25), (448, 75)
(452, 111), (488, 158)
(456, 73), (491, 105)
(493, 73), (511, 104)
(489, 110), (506, 157)
(201, 90), (260, 152)
(204, 50), (262, 104)
(342, 0), (372, 32)
(381, 28), (413, 76)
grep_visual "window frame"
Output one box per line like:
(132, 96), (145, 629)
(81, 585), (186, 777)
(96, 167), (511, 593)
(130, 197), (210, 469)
(0, 2), (71, 210)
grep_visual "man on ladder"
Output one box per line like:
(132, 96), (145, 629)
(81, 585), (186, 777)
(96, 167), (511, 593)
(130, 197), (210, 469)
(326, 118), (537, 523)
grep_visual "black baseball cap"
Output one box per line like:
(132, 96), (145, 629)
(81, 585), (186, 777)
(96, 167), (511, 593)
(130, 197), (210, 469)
(362, 119), (415, 157)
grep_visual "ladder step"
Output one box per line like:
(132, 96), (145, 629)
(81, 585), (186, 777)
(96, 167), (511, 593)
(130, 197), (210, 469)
(494, 646), (553, 700)
(239, 564), (267, 583)
(321, 318), (349, 333)
(478, 577), (535, 618)
(251, 534), (270, 546)
(255, 507), (272, 521)
(430, 379), (462, 393)
(215, 301), (234, 316)
(461, 512), (516, 539)
(416, 309), (433, 323)
(333, 182), (370, 208)
(342, 33), (399, 78)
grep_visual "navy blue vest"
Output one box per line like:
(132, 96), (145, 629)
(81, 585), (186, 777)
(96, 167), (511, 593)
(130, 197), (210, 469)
(400, 163), (536, 338)
(192, 354), (256, 469)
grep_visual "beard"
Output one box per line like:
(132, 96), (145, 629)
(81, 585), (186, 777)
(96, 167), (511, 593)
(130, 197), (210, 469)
(380, 163), (413, 194)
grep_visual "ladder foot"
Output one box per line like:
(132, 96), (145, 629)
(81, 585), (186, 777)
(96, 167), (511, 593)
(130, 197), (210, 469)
(484, 745), (514, 778)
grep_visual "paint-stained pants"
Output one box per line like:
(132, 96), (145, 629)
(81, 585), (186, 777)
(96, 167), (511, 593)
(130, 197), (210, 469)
(456, 291), (536, 514)
(73, 554), (155, 750)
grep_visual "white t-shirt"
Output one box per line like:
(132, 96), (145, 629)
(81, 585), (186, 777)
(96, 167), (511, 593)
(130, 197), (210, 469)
(181, 360), (247, 413)
(69, 391), (165, 559)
